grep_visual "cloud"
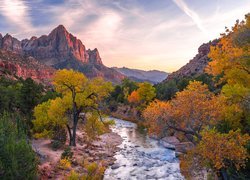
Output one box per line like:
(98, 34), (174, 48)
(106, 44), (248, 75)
(0, 0), (35, 35)
(172, 0), (208, 34)
(0, 0), (248, 72)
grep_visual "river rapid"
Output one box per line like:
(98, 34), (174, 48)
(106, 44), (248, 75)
(104, 118), (184, 180)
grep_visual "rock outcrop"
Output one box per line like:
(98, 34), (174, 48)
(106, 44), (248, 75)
(0, 25), (124, 83)
(0, 49), (55, 84)
(165, 40), (218, 81)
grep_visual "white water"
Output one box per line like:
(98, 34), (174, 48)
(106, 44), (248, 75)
(104, 118), (184, 180)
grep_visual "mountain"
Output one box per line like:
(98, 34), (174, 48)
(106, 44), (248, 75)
(0, 49), (55, 84)
(165, 39), (218, 81)
(0, 25), (124, 83)
(113, 67), (168, 84)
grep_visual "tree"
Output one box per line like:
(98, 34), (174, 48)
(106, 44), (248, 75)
(127, 90), (140, 104)
(18, 78), (43, 116)
(180, 129), (250, 179)
(33, 69), (112, 146)
(127, 82), (156, 110)
(0, 113), (37, 179)
(144, 81), (222, 143)
(206, 14), (250, 133)
(155, 80), (178, 100)
(143, 100), (171, 137)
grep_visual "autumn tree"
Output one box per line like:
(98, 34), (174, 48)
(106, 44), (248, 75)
(143, 81), (250, 177)
(207, 14), (250, 132)
(33, 69), (112, 146)
(128, 82), (156, 109)
(180, 129), (250, 179)
(142, 100), (171, 137)
(144, 81), (222, 143)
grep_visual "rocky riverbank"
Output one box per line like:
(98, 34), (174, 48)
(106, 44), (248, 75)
(32, 130), (122, 179)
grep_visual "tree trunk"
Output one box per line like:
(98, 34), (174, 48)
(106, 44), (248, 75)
(71, 113), (78, 146)
(67, 124), (74, 146)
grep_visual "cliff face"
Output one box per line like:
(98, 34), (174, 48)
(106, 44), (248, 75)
(0, 25), (124, 83)
(165, 40), (218, 81)
(0, 49), (55, 84)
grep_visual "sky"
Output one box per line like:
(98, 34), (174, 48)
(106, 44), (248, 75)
(0, 0), (249, 72)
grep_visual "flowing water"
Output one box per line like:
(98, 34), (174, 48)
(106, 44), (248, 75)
(104, 118), (184, 180)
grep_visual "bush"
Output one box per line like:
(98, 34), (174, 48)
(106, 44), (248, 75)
(51, 140), (62, 151)
(51, 126), (67, 150)
(67, 170), (80, 180)
(81, 161), (105, 180)
(58, 158), (71, 170)
(61, 147), (73, 160)
(0, 113), (38, 179)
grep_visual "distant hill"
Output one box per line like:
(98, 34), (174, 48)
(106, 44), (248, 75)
(0, 25), (125, 83)
(113, 67), (168, 84)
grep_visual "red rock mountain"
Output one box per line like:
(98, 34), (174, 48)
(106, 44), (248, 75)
(0, 25), (124, 83)
(166, 39), (218, 81)
(0, 49), (55, 84)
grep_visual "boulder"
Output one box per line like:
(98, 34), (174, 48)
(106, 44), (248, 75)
(161, 136), (180, 145)
(175, 142), (194, 153)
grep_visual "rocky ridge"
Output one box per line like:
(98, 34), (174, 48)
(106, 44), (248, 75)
(165, 39), (218, 81)
(0, 49), (55, 84)
(0, 25), (124, 83)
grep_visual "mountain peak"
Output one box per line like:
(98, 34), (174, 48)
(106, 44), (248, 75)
(49, 24), (69, 37)
(87, 48), (102, 65)
(54, 24), (67, 32)
(0, 26), (124, 83)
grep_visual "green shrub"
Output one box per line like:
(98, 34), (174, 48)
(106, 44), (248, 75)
(51, 126), (67, 150)
(61, 147), (73, 160)
(0, 113), (38, 179)
(51, 140), (62, 151)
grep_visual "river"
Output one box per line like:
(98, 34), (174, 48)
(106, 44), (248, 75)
(104, 118), (184, 180)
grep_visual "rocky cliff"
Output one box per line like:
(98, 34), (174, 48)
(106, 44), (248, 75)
(0, 25), (124, 83)
(165, 40), (218, 81)
(0, 49), (55, 84)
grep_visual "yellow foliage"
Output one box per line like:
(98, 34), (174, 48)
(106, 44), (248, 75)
(33, 69), (113, 146)
(53, 69), (88, 95)
(206, 14), (250, 131)
(127, 82), (156, 109)
(67, 170), (80, 180)
(142, 100), (171, 137)
(180, 130), (250, 177)
(127, 90), (140, 104)
(84, 114), (107, 141)
(143, 81), (222, 139)
(58, 158), (71, 170)
(81, 161), (105, 180)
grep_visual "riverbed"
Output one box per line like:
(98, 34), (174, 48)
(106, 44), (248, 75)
(104, 118), (184, 180)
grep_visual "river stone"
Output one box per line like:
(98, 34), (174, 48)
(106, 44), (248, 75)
(161, 136), (180, 145)
(159, 140), (175, 150)
(175, 142), (194, 153)
(111, 163), (120, 169)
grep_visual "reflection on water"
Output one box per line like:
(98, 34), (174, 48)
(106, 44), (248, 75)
(104, 118), (184, 180)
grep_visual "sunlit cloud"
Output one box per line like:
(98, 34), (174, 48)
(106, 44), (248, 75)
(0, 0), (35, 35)
(0, 0), (248, 72)
(172, 0), (208, 34)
